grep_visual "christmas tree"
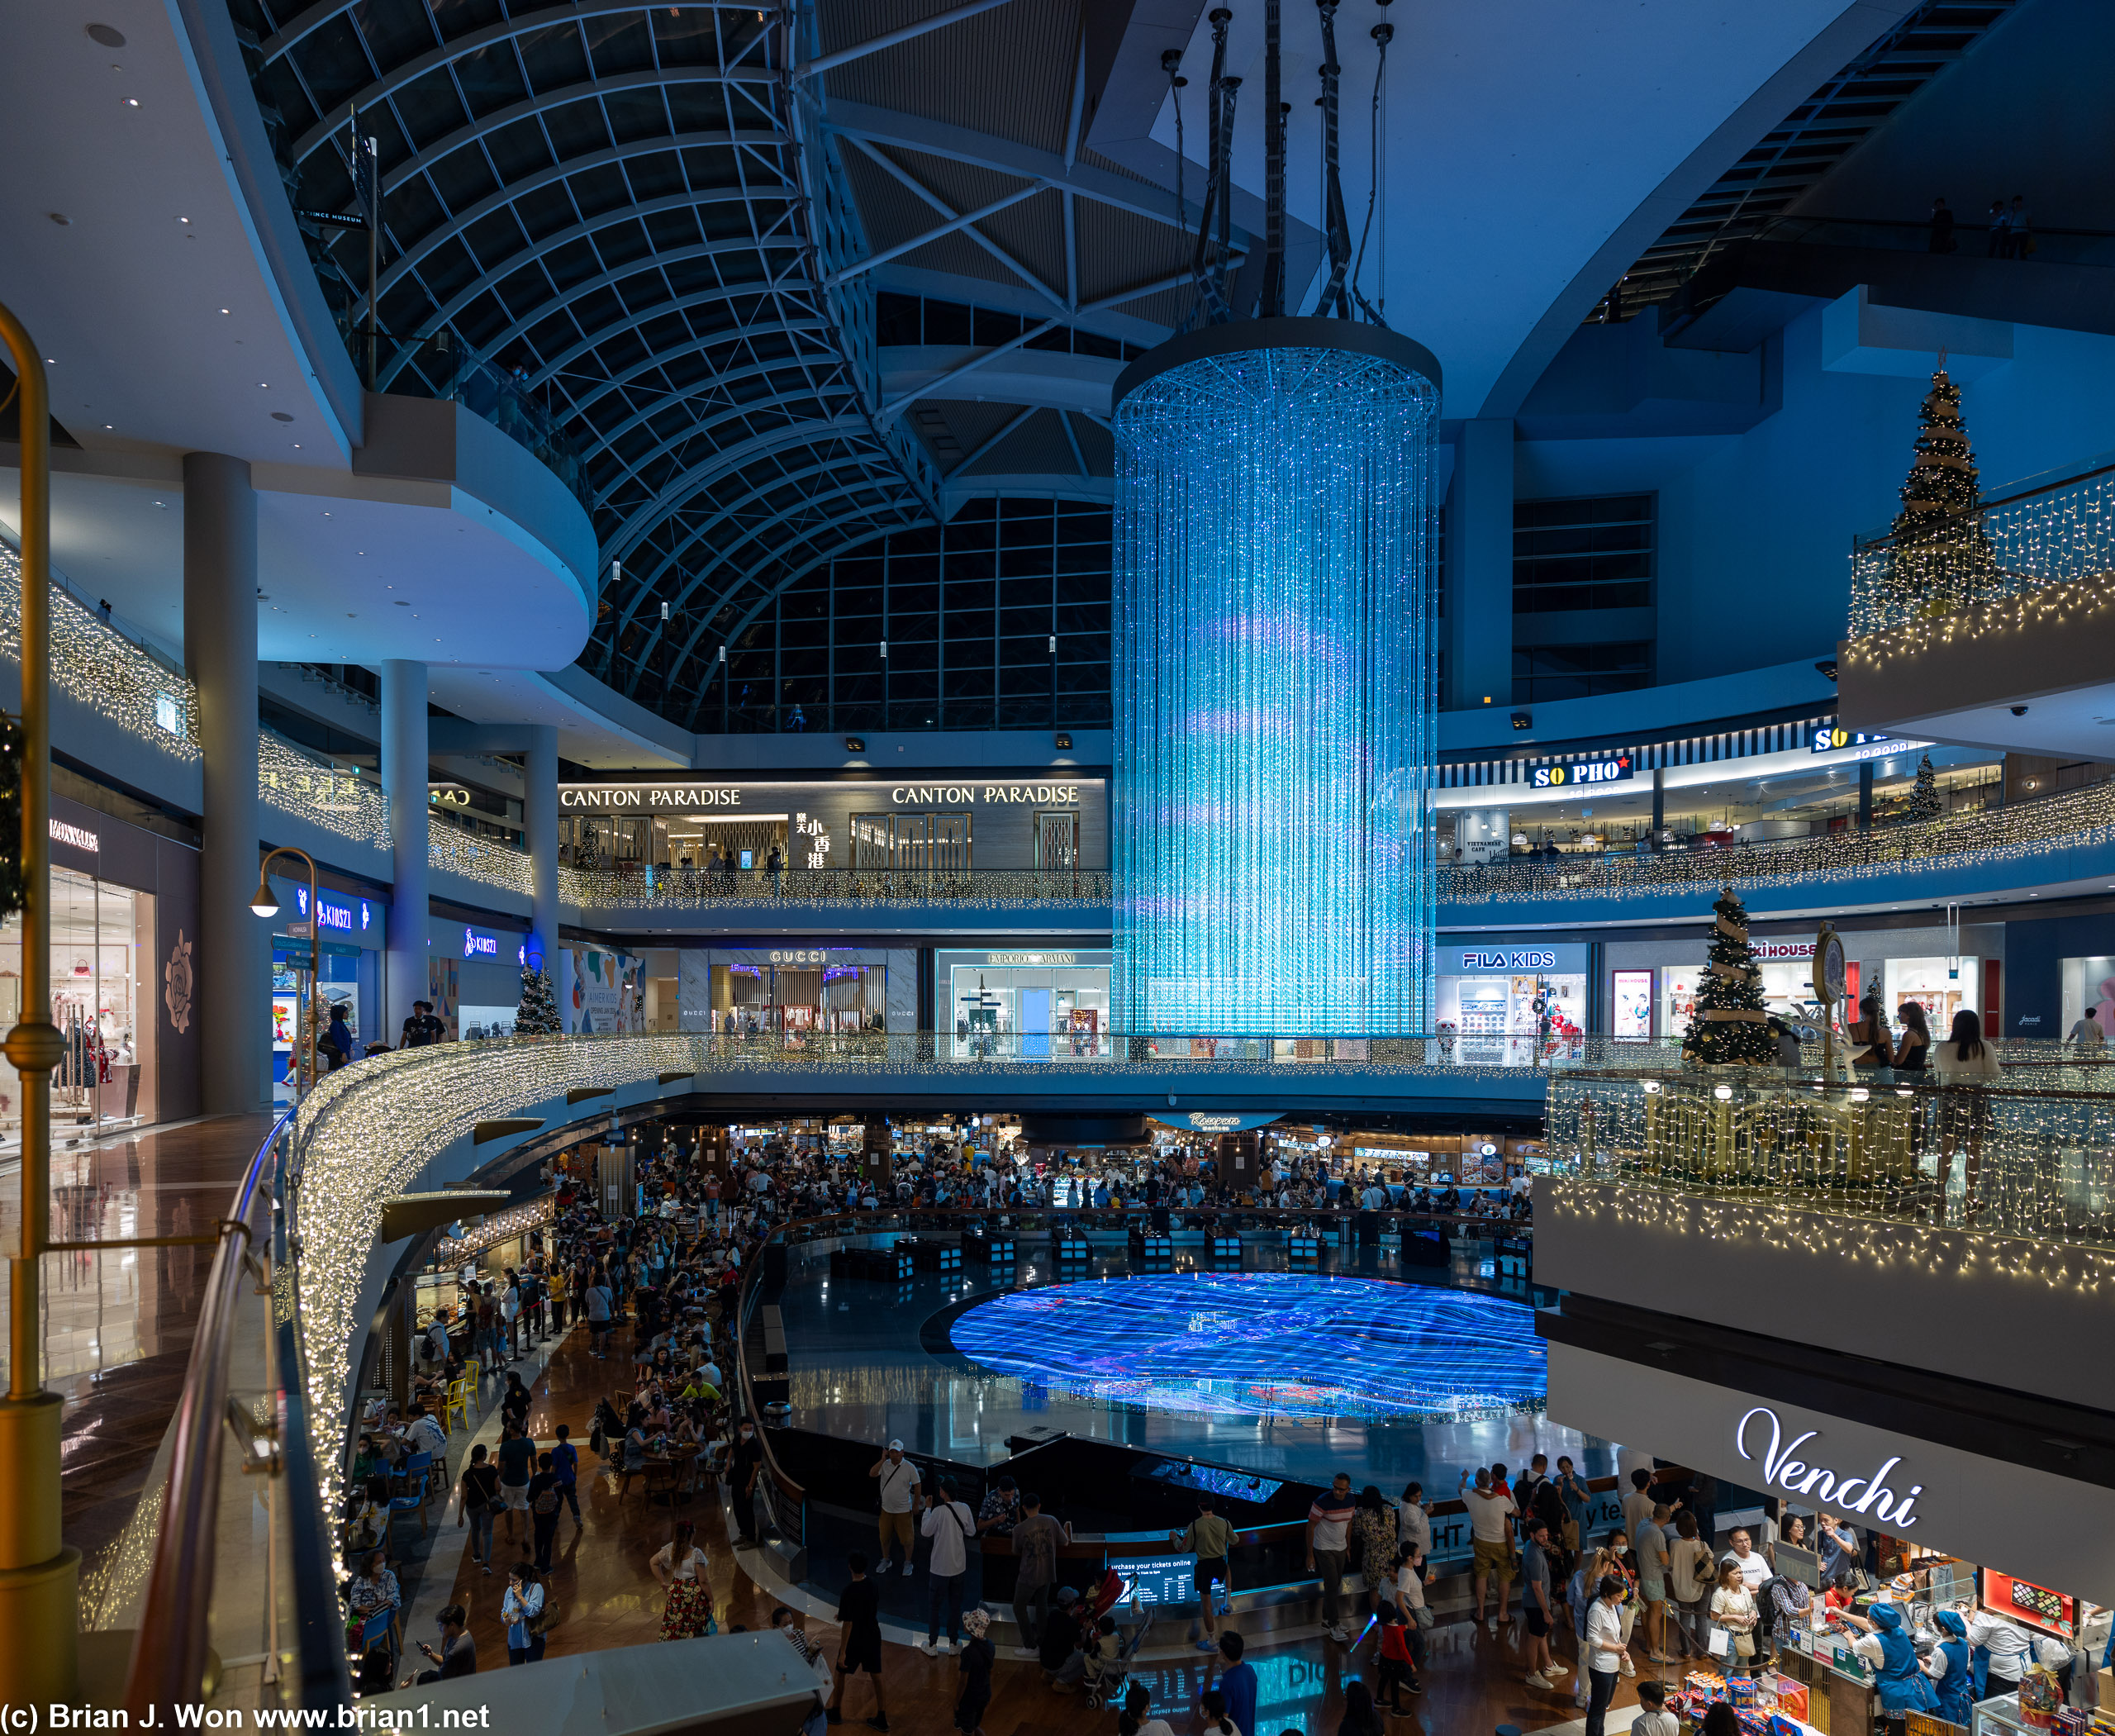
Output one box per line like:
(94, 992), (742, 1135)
(1880, 366), (1999, 620)
(1680, 886), (1777, 1067)
(1904, 754), (1943, 824)
(515, 966), (560, 1037)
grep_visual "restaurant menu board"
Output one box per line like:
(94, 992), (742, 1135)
(1981, 1569), (2075, 1638)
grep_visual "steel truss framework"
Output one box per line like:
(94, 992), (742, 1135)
(231, 0), (1257, 725)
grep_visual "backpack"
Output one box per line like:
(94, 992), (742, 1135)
(533, 1484), (559, 1516)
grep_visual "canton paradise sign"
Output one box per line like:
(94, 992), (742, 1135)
(1736, 1405), (1924, 1528)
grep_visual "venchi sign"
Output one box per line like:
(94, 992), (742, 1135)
(1737, 1405), (1924, 1527)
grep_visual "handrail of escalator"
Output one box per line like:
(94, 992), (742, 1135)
(116, 1106), (346, 1716)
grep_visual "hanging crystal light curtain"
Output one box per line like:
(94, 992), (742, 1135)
(1113, 320), (1440, 1036)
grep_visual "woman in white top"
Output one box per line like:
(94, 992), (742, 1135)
(1709, 1560), (1759, 1676)
(1585, 1573), (1628, 1736)
(1935, 1009), (2000, 1219)
(1396, 1482), (1432, 1561)
(651, 1518), (715, 1639)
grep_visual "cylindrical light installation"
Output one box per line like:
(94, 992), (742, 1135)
(1112, 318), (1440, 1035)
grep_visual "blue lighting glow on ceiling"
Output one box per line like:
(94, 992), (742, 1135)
(948, 1273), (1542, 1421)
(1112, 333), (1440, 1034)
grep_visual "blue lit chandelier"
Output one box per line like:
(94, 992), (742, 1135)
(1113, 0), (1439, 1037)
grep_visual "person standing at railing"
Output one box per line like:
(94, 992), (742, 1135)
(1936, 1008), (2001, 1220)
(1987, 198), (2012, 258)
(1927, 197), (1956, 254)
(2066, 1005), (2104, 1049)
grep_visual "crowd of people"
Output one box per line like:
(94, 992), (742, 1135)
(337, 1125), (1531, 1724)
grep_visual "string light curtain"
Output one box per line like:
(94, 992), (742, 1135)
(1113, 324), (1441, 1034)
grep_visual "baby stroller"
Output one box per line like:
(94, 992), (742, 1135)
(1083, 1569), (1157, 1713)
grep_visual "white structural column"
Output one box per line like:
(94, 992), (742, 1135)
(524, 724), (559, 969)
(381, 660), (430, 1042)
(183, 453), (266, 1113)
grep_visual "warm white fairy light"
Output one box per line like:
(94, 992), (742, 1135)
(0, 540), (199, 759)
(1850, 461), (2115, 646)
(1443, 773), (2115, 905)
(1543, 1069), (2115, 1289)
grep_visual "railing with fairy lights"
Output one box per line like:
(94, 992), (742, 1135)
(113, 1109), (349, 1719)
(0, 538), (197, 758)
(1542, 1067), (2115, 1258)
(563, 864), (1112, 909)
(1846, 453), (2115, 652)
(1440, 775), (2115, 903)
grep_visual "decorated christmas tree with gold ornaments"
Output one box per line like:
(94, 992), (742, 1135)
(1880, 365), (1999, 620)
(1680, 886), (1777, 1066)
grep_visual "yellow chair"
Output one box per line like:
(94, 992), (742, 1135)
(442, 1379), (469, 1434)
(461, 1356), (482, 1400)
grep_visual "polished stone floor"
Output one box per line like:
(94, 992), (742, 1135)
(0, 1112), (274, 1586)
(782, 1238), (1622, 1489)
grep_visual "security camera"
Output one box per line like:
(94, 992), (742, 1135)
(2011, 705), (2030, 716)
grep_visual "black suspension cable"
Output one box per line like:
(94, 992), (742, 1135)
(1349, 15), (1392, 327)
(1262, 0), (1285, 316)
(1312, 0), (1353, 317)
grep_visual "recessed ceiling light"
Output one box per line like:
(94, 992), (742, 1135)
(220, 308), (230, 315)
(47, 214), (69, 227)
(178, 216), (189, 224)
(125, 98), (139, 107)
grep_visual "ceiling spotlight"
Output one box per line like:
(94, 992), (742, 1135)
(125, 98), (140, 107)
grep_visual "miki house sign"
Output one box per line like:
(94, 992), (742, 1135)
(1531, 754), (1633, 789)
(1452, 944), (1590, 977)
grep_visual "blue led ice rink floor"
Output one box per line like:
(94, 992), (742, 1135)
(782, 1239), (1621, 1489)
(949, 1272), (1545, 1422)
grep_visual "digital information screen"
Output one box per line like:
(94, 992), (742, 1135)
(1111, 1554), (1195, 1610)
(1138, 1458), (1284, 1505)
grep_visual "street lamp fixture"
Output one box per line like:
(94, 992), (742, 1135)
(250, 844), (321, 1095)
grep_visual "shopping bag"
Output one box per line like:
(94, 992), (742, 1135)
(1709, 1626), (1732, 1659)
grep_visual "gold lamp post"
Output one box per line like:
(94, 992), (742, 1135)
(0, 302), (81, 1700)
(250, 847), (323, 1095)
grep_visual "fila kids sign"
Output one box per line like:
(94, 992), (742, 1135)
(1530, 754), (1633, 789)
(1736, 1405), (1923, 1527)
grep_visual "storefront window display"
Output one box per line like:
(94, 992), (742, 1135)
(1884, 954), (1980, 1029)
(936, 948), (1112, 1058)
(1433, 944), (1588, 1065)
(2057, 956), (2115, 1041)
(273, 944), (374, 1103)
(269, 879), (383, 1103)
(1611, 968), (1654, 1040)
(706, 948), (886, 1037)
(1664, 958), (1831, 1038)
(0, 865), (157, 1139)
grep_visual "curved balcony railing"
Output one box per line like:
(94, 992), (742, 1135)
(1439, 777), (2115, 903)
(116, 1107), (349, 1720)
(563, 863), (1113, 908)
(1847, 449), (2115, 646)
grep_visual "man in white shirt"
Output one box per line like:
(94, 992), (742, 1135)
(869, 1441), (921, 1577)
(1461, 1467), (1518, 1635)
(919, 1480), (977, 1655)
